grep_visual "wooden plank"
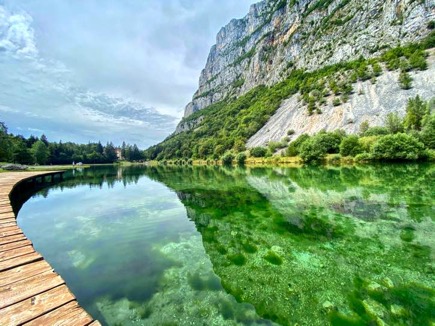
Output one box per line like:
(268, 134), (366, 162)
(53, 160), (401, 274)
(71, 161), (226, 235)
(0, 260), (52, 286)
(0, 245), (34, 262)
(0, 251), (42, 272)
(0, 219), (16, 226)
(0, 212), (15, 220)
(0, 226), (22, 237)
(0, 220), (16, 227)
(89, 321), (102, 326)
(0, 221), (16, 227)
(0, 225), (19, 232)
(0, 270), (64, 309)
(23, 301), (90, 326)
(0, 233), (26, 245)
(0, 285), (75, 325)
(60, 309), (94, 326)
(0, 239), (32, 253)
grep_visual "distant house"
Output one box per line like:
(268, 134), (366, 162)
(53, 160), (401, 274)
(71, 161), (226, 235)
(115, 148), (122, 160)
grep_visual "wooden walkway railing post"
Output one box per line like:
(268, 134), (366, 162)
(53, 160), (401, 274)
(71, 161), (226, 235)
(0, 171), (101, 326)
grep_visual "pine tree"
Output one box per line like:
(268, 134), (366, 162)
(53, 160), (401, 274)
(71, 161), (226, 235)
(399, 70), (412, 90)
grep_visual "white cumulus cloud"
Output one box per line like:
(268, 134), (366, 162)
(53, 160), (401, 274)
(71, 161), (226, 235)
(0, 6), (37, 56)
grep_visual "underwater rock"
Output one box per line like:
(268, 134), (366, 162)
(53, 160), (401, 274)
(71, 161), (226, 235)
(362, 298), (388, 319)
(366, 281), (386, 293)
(321, 301), (335, 312)
(271, 245), (284, 255)
(390, 304), (406, 317)
(382, 277), (394, 289)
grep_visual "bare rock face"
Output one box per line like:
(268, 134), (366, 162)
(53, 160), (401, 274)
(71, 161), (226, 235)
(247, 50), (435, 148)
(182, 0), (435, 119)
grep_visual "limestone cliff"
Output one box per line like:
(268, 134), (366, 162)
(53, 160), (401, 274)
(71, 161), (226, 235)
(248, 49), (435, 147)
(182, 0), (434, 118)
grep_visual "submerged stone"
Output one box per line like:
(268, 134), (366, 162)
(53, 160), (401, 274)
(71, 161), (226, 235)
(366, 281), (385, 293)
(362, 298), (388, 319)
(322, 301), (336, 312)
(390, 304), (407, 317)
(382, 277), (394, 289)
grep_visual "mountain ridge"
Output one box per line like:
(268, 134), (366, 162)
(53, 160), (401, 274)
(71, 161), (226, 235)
(144, 0), (435, 161)
(182, 0), (434, 119)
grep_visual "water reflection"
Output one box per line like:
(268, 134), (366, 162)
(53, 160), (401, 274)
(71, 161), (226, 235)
(17, 164), (434, 326)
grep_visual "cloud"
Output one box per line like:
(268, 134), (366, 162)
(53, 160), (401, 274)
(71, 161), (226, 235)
(0, 0), (253, 147)
(0, 6), (37, 56)
(0, 4), (177, 147)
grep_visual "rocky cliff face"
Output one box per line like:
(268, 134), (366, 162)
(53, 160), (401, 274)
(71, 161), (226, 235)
(248, 49), (435, 147)
(183, 0), (434, 118)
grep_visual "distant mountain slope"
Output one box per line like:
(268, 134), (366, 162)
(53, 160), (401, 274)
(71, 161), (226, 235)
(144, 0), (434, 161)
(184, 0), (434, 117)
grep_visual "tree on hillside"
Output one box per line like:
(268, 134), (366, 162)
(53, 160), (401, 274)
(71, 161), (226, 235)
(385, 112), (403, 134)
(403, 95), (427, 131)
(399, 70), (412, 90)
(359, 120), (370, 135)
(420, 113), (435, 149)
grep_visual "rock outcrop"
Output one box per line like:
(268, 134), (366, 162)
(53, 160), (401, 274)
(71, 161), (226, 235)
(182, 0), (434, 118)
(247, 49), (435, 147)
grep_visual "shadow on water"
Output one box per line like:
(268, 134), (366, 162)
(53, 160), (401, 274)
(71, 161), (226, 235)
(17, 163), (435, 325)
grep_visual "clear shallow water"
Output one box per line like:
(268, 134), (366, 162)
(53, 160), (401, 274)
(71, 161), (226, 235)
(17, 164), (434, 325)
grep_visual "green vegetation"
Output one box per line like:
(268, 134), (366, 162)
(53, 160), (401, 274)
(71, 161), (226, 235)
(298, 130), (345, 163)
(371, 133), (424, 160)
(286, 134), (310, 157)
(385, 112), (404, 134)
(250, 147), (268, 158)
(236, 152), (247, 165)
(399, 70), (413, 89)
(222, 152), (234, 166)
(143, 163), (434, 325)
(144, 32), (435, 162)
(263, 250), (283, 265)
(294, 96), (434, 163)
(0, 121), (143, 165)
(230, 48), (256, 67)
(403, 95), (429, 131)
(339, 135), (362, 157)
(232, 78), (245, 88)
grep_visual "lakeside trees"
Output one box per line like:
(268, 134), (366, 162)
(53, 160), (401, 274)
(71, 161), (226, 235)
(0, 125), (144, 165)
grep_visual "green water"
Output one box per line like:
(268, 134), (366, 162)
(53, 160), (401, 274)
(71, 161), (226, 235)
(17, 164), (434, 325)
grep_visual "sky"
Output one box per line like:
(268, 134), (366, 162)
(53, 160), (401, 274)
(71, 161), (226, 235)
(0, 0), (253, 148)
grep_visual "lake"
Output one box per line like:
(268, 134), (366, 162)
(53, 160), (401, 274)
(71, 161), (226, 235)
(17, 164), (434, 325)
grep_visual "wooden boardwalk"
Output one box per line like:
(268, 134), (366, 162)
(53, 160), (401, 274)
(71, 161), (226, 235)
(0, 171), (100, 326)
